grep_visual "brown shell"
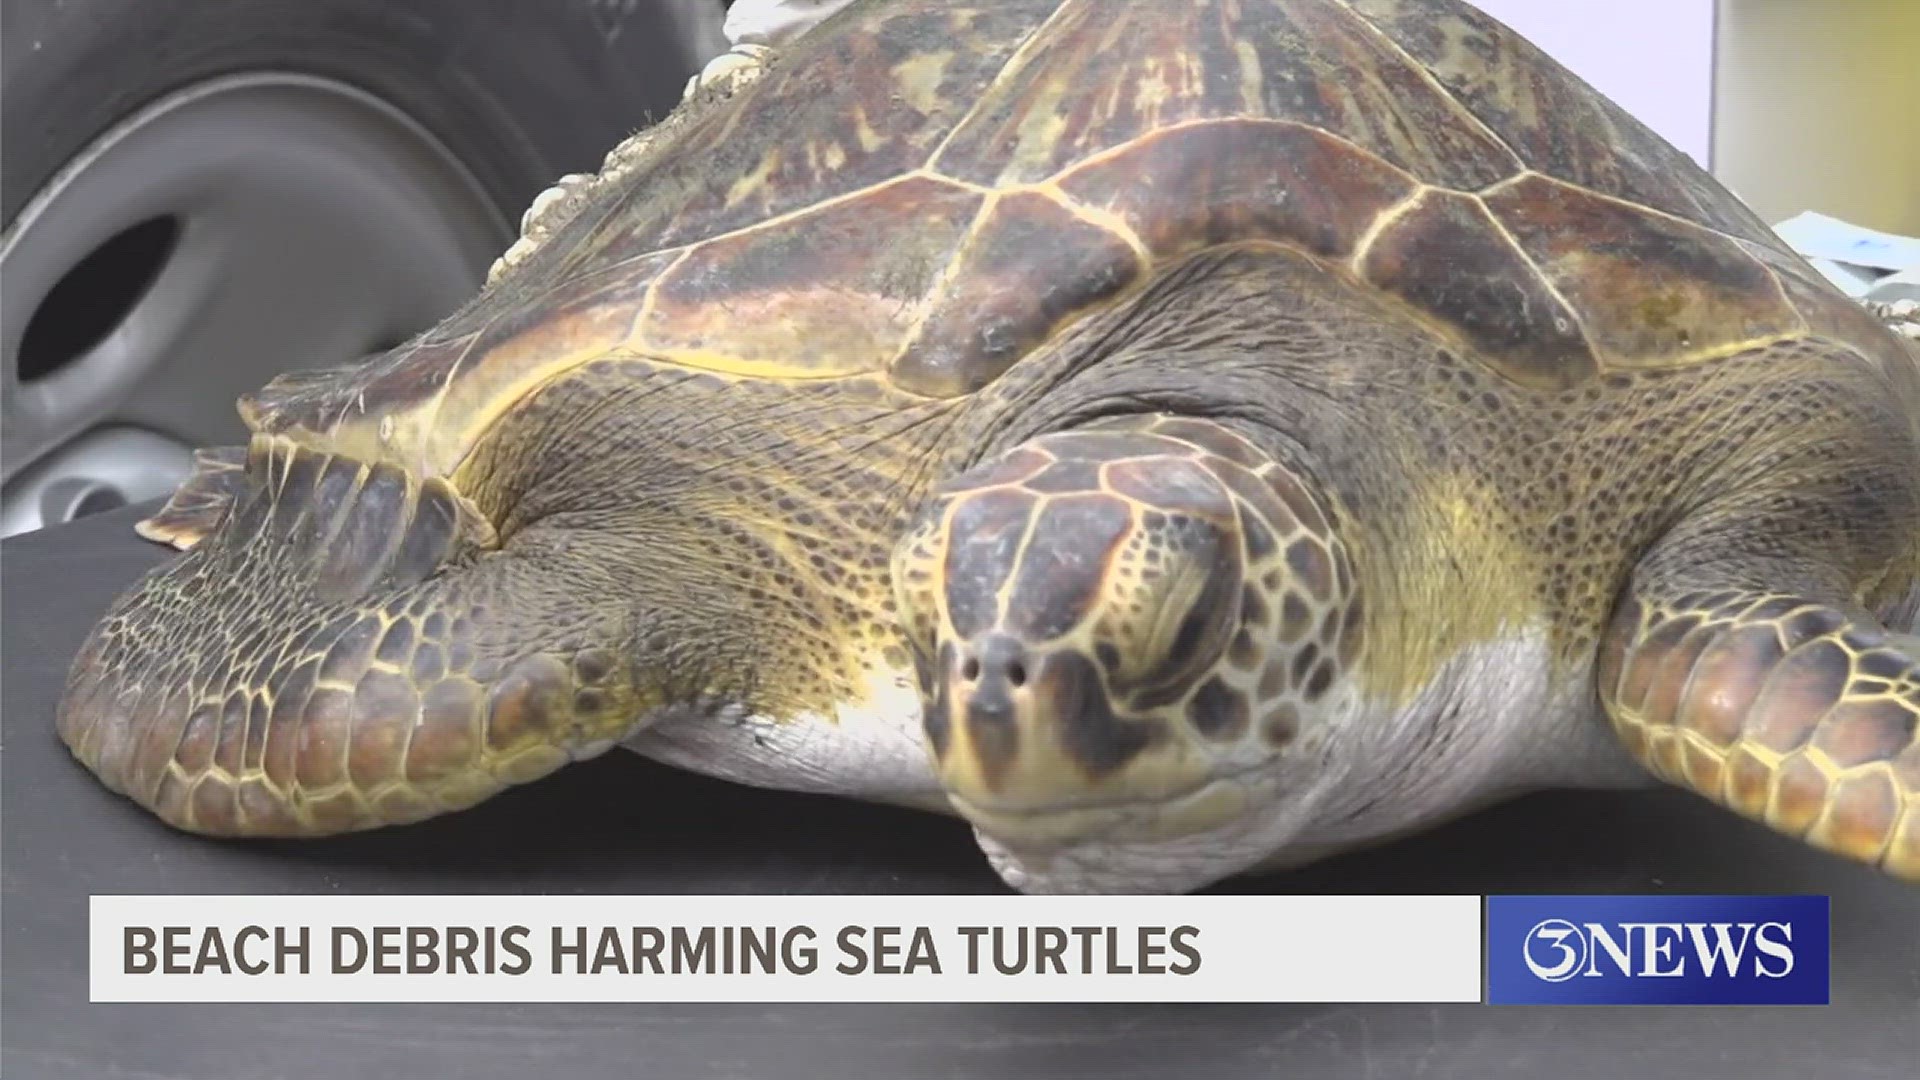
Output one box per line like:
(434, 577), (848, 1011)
(239, 0), (1883, 479)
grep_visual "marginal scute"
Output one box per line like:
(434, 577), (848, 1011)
(1361, 187), (1597, 389)
(889, 189), (1143, 397)
(647, 175), (984, 379)
(1737, 237), (1917, 389)
(239, 340), (454, 470)
(1484, 175), (1800, 366)
(415, 253), (678, 477)
(1057, 120), (1421, 264)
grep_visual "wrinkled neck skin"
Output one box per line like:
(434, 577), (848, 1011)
(455, 355), (959, 731)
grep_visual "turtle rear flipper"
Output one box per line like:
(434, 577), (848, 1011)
(1601, 573), (1920, 881)
(135, 446), (250, 550)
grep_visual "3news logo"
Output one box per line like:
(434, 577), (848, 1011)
(1485, 895), (1830, 1005)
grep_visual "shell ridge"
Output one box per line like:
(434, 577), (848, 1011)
(631, 245), (704, 355)
(885, 194), (1006, 369)
(1331, 0), (1527, 175)
(1468, 191), (1602, 359)
(923, 0), (1088, 173)
(1345, 183), (1434, 273)
(417, 316), (502, 474)
(1046, 116), (1423, 207)
(1484, 171), (1781, 259)
(1028, 182), (1153, 264)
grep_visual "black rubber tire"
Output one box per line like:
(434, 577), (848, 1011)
(1, 0), (729, 228)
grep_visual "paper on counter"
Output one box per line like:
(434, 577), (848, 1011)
(1864, 267), (1919, 304)
(1772, 211), (1920, 274)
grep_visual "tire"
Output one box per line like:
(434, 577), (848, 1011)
(0, 0), (729, 536)
(2, 0), (729, 227)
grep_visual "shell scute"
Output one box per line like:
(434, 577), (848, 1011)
(1057, 119), (1421, 265)
(1360, 187), (1596, 389)
(642, 174), (985, 379)
(414, 255), (679, 472)
(1738, 239), (1900, 354)
(1483, 175), (1801, 366)
(931, 0), (1519, 191)
(891, 189), (1145, 397)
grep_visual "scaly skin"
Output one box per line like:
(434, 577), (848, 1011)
(1603, 592), (1920, 879)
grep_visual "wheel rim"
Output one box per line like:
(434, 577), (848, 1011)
(1, 72), (510, 537)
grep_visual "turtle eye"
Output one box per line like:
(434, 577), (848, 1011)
(1105, 513), (1244, 701)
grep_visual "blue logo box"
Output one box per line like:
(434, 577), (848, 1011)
(1485, 895), (1830, 1005)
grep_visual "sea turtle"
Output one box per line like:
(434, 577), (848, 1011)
(56, 0), (1920, 895)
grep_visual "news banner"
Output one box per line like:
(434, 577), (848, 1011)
(91, 893), (1831, 1005)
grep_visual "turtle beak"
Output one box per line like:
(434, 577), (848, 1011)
(56, 436), (647, 837)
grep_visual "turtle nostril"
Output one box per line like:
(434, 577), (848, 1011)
(963, 635), (1031, 690)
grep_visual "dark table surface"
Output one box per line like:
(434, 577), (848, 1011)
(4, 502), (1915, 1079)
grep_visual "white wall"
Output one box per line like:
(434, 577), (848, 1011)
(1471, 0), (1718, 167)
(1713, 0), (1920, 233)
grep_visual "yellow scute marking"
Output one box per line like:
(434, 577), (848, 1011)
(630, 349), (863, 381)
(725, 148), (782, 209)
(1132, 62), (1174, 114)
(429, 338), (860, 481)
(1010, 93), (1071, 175)
(644, 280), (924, 377)
(423, 340), (634, 480)
(852, 105), (885, 154)
(1233, 40), (1265, 114)
(892, 50), (953, 114)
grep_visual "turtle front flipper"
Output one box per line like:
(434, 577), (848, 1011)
(1600, 581), (1920, 882)
(135, 446), (250, 551)
(61, 436), (653, 837)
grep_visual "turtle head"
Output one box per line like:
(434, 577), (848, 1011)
(894, 421), (1357, 891)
